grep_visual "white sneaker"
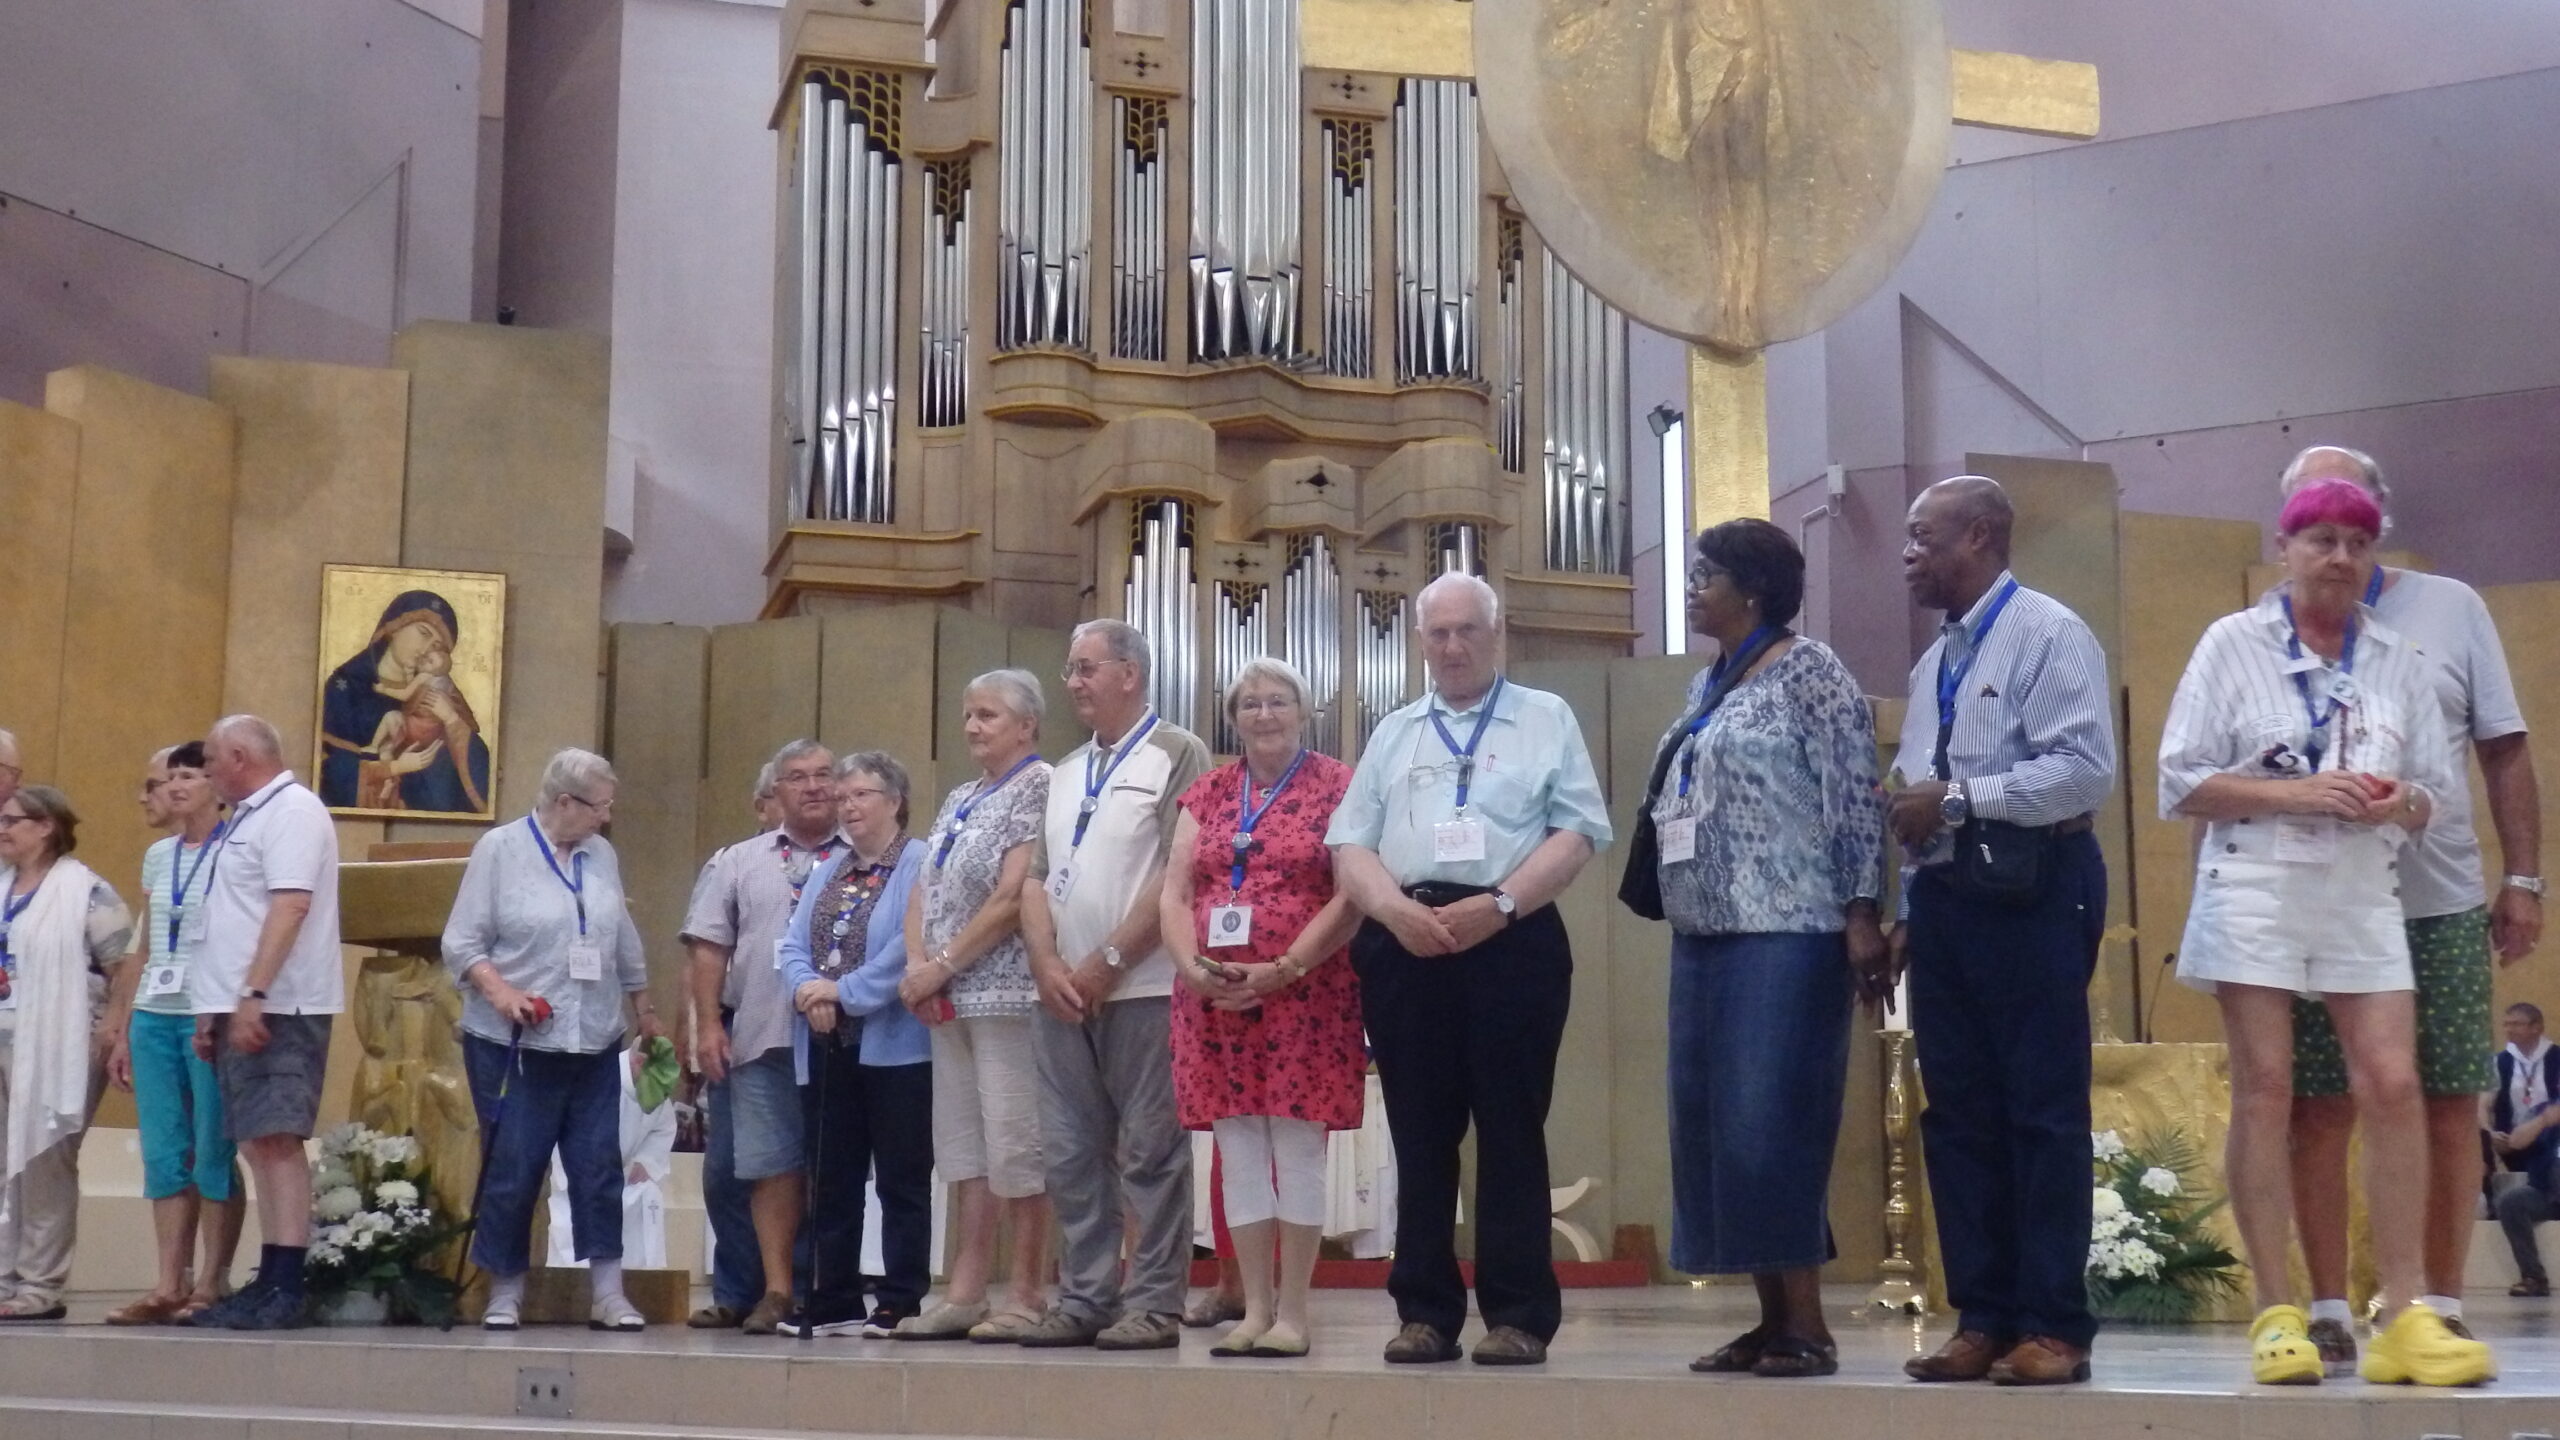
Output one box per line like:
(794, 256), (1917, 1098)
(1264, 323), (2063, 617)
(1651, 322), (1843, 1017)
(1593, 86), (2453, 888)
(482, 1296), (522, 1331)
(589, 1292), (646, 1332)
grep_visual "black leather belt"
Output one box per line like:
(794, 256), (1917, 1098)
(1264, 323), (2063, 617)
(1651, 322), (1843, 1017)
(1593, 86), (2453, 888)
(2053, 814), (2095, 837)
(1402, 882), (1490, 906)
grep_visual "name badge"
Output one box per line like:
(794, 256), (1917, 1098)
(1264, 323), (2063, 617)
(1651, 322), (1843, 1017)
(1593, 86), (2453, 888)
(142, 962), (188, 1000)
(569, 936), (604, 983)
(1657, 812), (1697, 865)
(1046, 865), (1076, 903)
(1433, 819), (1487, 864)
(1207, 905), (1253, 948)
(179, 907), (209, 946)
(2273, 816), (2338, 865)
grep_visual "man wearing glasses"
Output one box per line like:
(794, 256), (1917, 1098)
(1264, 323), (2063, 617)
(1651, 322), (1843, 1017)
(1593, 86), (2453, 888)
(1326, 572), (1612, 1366)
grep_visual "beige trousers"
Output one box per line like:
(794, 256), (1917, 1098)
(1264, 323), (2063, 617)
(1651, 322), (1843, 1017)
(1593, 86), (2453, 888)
(0, 1033), (108, 1305)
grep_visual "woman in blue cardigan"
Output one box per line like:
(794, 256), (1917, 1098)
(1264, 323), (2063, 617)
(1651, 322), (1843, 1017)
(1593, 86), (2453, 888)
(778, 749), (933, 1338)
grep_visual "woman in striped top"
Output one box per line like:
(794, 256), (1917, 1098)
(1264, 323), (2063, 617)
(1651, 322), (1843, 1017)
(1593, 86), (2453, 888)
(2157, 478), (2484, 1387)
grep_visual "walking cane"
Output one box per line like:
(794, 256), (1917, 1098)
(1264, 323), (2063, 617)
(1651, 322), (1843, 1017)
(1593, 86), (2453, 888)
(801, 1024), (830, 1344)
(441, 998), (551, 1331)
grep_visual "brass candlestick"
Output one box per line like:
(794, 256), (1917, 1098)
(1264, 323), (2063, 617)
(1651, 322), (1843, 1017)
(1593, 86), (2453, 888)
(1866, 1027), (1927, 1314)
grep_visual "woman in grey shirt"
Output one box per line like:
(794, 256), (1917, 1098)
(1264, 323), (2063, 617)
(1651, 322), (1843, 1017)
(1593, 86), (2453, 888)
(1648, 519), (1886, 1378)
(442, 748), (662, 1331)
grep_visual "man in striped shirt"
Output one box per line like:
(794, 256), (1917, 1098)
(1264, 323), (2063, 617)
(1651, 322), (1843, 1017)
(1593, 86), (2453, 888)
(1884, 476), (2118, 1386)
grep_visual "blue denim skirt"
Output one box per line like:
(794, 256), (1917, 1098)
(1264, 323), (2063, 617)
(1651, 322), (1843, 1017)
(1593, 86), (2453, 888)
(1667, 930), (1853, 1274)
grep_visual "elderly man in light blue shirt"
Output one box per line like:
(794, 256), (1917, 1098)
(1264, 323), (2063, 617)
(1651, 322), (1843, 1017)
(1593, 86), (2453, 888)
(1327, 571), (1611, 1368)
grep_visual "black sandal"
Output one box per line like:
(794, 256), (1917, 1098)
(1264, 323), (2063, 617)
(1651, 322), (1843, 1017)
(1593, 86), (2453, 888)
(1751, 1334), (1840, 1379)
(1690, 1324), (1771, 1373)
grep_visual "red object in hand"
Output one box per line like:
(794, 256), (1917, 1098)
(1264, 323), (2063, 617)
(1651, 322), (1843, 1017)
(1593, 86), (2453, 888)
(2355, 773), (2396, 801)
(527, 995), (555, 1027)
(931, 995), (956, 1024)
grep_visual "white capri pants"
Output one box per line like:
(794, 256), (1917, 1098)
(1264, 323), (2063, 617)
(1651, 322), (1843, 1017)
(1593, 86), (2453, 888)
(931, 1015), (1047, 1199)
(1212, 1114), (1328, 1228)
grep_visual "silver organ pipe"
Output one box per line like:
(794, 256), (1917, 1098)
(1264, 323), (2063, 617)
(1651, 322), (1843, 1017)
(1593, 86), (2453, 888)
(788, 75), (827, 521)
(1113, 97), (1168, 361)
(1125, 497), (1200, 732)
(1426, 521), (1485, 578)
(788, 70), (904, 523)
(1540, 252), (1631, 573)
(1279, 533), (1342, 756)
(1354, 589), (1413, 745)
(1212, 581), (1269, 753)
(1188, 0), (1302, 363)
(1321, 120), (1373, 378)
(1494, 213), (1524, 472)
(999, 0), (1092, 350)
(816, 84), (850, 519)
(922, 157), (971, 428)
(1394, 79), (1478, 382)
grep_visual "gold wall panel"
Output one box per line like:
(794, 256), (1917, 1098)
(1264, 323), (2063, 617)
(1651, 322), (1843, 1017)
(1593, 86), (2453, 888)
(604, 623), (712, 1020)
(1948, 49), (2102, 139)
(42, 366), (237, 901)
(1301, 0), (1474, 79)
(1687, 347), (1769, 526)
(391, 322), (609, 833)
(703, 616), (824, 859)
(0, 401), (80, 783)
(1007, 624), (1081, 763)
(2483, 581), (2560, 1030)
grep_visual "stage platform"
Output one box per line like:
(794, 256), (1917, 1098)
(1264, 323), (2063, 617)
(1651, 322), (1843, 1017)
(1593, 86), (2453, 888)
(7, 1287), (2560, 1440)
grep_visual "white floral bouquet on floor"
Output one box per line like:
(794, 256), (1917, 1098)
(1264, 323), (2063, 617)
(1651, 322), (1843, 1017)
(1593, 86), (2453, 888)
(2086, 1128), (2242, 1324)
(304, 1123), (460, 1324)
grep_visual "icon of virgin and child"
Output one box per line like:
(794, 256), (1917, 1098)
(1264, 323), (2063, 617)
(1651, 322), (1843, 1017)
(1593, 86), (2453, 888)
(317, 589), (494, 817)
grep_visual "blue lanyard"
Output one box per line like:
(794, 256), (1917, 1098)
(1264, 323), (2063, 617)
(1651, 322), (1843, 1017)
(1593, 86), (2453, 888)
(1932, 578), (2020, 781)
(939, 754), (1040, 867)
(2363, 566), (2384, 606)
(1678, 627), (1775, 798)
(0, 886), (31, 970)
(1427, 677), (1505, 814)
(1228, 749), (1309, 892)
(528, 815), (589, 935)
(166, 823), (224, 956)
(201, 794), (271, 893)
(1072, 712), (1160, 849)
(2280, 595), (2359, 773)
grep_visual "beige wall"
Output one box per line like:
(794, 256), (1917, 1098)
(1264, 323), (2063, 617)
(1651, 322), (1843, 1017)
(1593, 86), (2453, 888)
(0, 400), (80, 784)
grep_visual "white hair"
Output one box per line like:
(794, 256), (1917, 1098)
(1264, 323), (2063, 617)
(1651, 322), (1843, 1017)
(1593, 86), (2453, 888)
(966, 668), (1046, 728)
(834, 748), (913, 826)
(0, 728), (18, 764)
(1414, 571), (1500, 630)
(538, 747), (616, 805)
(753, 760), (777, 802)
(2280, 445), (2393, 539)
(1223, 656), (1310, 719)
(210, 714), (285, 765)
(1070, 618), (1152, 683)
(769, 738), (832, 776)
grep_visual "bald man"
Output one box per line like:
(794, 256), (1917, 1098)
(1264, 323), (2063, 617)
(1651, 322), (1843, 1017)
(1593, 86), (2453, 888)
(1886, 477), (2118, 1385)
(0, 728), (22, 807)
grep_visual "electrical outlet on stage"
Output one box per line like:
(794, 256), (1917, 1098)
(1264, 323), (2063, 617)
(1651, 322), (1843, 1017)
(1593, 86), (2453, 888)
(518, 1367), (574, 1419)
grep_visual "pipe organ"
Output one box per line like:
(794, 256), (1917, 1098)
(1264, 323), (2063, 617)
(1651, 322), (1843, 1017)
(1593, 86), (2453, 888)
(768, 0), (1642, 761)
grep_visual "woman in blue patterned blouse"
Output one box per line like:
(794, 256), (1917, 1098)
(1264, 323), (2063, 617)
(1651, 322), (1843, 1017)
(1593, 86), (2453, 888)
(1650, 518), (1888, 1378)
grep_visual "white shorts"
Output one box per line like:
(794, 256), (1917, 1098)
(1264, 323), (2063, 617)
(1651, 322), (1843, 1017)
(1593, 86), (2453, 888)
(2175, 827), (2411, 997)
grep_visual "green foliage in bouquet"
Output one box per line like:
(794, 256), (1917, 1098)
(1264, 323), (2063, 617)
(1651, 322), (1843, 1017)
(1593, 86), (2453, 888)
(2086, 1127), (2243, 1325)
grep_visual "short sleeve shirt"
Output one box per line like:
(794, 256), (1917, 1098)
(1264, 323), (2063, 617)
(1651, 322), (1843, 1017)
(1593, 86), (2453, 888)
(2372, 570), (2529, 917)
(920, 761), (1052, 1019)
(682, 828), (852, 1064)
(135, 833), (222, 1016)
(1029, 714), (1211, 1001)
(190, 773), (343, 1016)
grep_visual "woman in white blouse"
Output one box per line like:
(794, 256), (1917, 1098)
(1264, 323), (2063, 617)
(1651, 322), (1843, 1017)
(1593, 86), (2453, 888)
(2157, 479), (2483, 1387)
(442, 748), (663, 1332)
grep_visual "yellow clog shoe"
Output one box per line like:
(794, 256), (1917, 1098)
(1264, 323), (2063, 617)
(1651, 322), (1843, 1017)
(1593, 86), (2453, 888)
(2361, 1303), (2496, 1387)
(2250, 1304), (2323, 1385)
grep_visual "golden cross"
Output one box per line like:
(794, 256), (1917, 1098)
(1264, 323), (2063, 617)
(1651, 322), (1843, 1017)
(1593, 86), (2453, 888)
(1298, 0), (2100, 528)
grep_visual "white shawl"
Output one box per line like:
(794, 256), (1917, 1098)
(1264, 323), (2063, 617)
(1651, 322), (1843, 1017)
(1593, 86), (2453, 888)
(3, 856), (102, 1183)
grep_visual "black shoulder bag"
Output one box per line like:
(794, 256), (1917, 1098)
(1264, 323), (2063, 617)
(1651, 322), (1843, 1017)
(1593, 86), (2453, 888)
(1617, 629), (1785, 921)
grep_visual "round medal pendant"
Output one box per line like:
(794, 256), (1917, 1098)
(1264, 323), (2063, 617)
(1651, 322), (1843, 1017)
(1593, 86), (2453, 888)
(1232, 832), (1253, 854)
(831, 916), (852, 938)
(1079, 796), (1099, 816)
(2326, 672), (2360, 706)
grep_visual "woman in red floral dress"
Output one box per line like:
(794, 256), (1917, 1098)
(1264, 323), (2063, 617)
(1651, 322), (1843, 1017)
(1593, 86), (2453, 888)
(1159, 656), (1365, 1359)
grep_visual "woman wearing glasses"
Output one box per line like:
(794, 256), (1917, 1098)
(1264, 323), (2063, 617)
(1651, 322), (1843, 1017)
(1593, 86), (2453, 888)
(1158, 658), (1365, 1358)
(441, 747), (663, 1330)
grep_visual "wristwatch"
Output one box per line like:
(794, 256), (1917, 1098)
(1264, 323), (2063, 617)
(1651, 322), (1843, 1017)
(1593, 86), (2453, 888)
(2507, 875), (2549, 897)
(1491, 889), (1517, 918)
(1939, 781), (1970, 829)
(1101, 944), (1125, 970)
(238, 987), (268, 1002)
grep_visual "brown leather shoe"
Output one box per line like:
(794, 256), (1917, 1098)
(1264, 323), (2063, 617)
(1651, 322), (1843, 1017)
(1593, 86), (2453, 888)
(1904, 1329), (2005, 1382)
(1988, 1335), (2091, 1386)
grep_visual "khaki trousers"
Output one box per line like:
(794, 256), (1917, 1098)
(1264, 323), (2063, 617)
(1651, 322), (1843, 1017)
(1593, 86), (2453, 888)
(0, 1032), (108, 1305)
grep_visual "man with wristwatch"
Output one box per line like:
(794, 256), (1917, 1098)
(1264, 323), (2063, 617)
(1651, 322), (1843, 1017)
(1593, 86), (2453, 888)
(2276, 444), (2543, 1367)
(1326, 572), (1613, 1367)
(185, 715), (345, 1332)
(1017, 619), (1210, 1351)
(1885, 478), (2118, 1386)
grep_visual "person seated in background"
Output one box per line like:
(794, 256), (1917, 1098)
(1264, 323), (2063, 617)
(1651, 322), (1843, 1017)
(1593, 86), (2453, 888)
(2487, 1003), (2559, 1174)
(2492, 1094), (2560, 1299)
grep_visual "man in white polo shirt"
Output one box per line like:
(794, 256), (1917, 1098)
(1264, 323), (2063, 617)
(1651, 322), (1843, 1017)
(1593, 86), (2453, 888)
(1015, 619), (1209, 1351)
(187, 714), (343, 1331)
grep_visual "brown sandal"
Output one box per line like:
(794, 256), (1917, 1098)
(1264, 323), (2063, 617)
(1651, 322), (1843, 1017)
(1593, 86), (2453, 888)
(105, 1295), (189, 1327)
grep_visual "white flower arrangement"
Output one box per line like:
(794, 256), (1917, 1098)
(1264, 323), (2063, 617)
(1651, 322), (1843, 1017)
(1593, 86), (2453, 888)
(302, 1123), (459, 1324)
(2085, 1128), (2240, 1323)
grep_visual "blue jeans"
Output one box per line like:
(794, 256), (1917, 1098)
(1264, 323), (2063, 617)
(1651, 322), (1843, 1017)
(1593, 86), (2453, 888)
(702, 1065), (764, 1310)
(461, 1033), (622, 1276)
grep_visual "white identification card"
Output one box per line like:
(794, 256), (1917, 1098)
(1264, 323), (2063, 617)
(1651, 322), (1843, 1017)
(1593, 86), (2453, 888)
(142, 961), (188, 1000)
(1207, 904), (1253, 948)
(1433, 818), (1487, 864)
(2273, 816), (2338, 864)
(179, 906), (209, 947)
(1046, 865), (1076, 903)
(1657, 811), (1697, 864)
(569, 936), (604, 982)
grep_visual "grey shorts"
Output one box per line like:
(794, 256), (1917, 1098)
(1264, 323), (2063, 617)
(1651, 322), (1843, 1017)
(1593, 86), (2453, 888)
(727, 1046), (805, 1181)
(216, 1013), (334, 1142)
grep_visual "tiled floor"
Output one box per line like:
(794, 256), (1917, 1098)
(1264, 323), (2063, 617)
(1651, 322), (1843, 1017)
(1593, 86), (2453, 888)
(21, 1286), (2560, 1440)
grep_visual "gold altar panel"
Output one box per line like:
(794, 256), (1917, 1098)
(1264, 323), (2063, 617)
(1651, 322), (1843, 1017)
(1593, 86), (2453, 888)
(2483, 580), (2560, 1028)
(0, 401), (79, 784)
(605, 623), (712, 1018)
(2119, 514), (2263, 1043)
(209, 358), (410, 782)
(392, 322), (608, 832)
(1686, 347), (1769, 527)
(1301, 0), (1473, 79)
(703, 616), (823, 856)
(1947, 50), (2103, 140)
(42, 365), (237, 901)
